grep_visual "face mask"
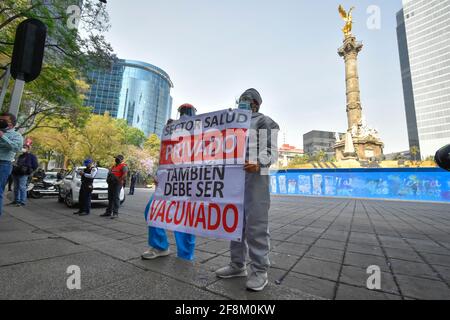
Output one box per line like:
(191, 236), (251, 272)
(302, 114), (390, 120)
(179, 108), (195, 117)
(238, 101), (252, 110)
(22, 148), (28, 153)
(0, 119), (9, 130)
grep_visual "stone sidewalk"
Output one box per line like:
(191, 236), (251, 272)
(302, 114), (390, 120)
(1, 189), (449, 300)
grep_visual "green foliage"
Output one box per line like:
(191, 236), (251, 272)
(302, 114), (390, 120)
(410, 146), (420, 162)
(287, 155), (310, 168)
(29, 113), (162, 172)
(116, 119), (146, 147)
(0, 0), (114, 132)
(144, 134), (162, 159)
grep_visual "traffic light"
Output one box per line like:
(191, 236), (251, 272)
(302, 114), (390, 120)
(10, 18), (47, 83)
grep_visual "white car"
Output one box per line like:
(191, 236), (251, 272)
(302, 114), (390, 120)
(58, 167), (125, 208)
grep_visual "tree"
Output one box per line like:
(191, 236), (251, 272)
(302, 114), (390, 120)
(0, 0), (113, 71)
(75, 113), (124, 166)
(28, 118), (78, 169)
(29, 113), (125, 169)
(144, 134), (161, 159)
(317, 150), (326, 162)
(287, 155), (310, 168)
(116, 119), (146, 147)
(410, 146), (420, 162)
(126, 145), (157, 178)
(0, 0), (114, 130)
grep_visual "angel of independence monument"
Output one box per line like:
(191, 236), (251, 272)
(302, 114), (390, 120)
(333, 6), (384, 162)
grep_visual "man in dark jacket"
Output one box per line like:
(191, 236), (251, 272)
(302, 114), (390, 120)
(74, 159), (98, 216)
(129, 171), (137, 195)
(11, 145), (38, 206)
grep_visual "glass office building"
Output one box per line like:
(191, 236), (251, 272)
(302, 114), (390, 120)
(84, 59), (173, 137)
(396, 0), (450, 158)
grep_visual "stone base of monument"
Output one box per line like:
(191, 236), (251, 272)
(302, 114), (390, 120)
(334, 136), (384, 162)
(336, 158), (361, 168)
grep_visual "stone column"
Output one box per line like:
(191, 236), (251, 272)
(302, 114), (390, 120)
(338, 35), (363, 132)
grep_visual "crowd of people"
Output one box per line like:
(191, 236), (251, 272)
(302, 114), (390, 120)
(0, 88), (280, 292)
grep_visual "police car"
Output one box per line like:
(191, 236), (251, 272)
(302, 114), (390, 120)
(58, 167), (125, 208)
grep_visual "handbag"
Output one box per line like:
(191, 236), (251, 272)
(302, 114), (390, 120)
(13, 164), (31, 176)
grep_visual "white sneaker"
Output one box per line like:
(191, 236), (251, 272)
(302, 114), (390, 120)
(246, 272), (269, 292)
(215, 263), (248, 279)
(141, 248), (170, 260)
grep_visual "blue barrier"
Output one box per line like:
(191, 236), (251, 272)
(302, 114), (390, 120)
(270, 168), (450, 203)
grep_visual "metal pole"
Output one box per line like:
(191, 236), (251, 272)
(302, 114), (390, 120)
(0, 65), (11, 109)
(9, 78), (25, 117)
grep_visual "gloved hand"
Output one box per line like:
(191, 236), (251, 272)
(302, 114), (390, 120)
(244, 161), (260, 173)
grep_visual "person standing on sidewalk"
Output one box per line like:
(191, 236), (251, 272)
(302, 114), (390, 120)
(74, 159), (97, 216)
(0, 113), (23, 217)
(11, 145), (38, 207)
(215, 89), (279, 292)
(141, 104), (197, 261)
(101, 155), (128, 219)
(129, 171), (137, 195)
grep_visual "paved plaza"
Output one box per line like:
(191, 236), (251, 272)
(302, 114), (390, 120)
(1, 189), (450, 300)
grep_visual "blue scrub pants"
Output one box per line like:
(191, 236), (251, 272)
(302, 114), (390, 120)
(144, 195), (196, 261)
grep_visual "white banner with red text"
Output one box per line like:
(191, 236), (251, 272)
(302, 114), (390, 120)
(148, 109), (252, 242)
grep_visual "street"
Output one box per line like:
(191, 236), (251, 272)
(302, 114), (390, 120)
(1, 190), (450, 300)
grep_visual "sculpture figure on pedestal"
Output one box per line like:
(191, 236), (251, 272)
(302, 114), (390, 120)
(338, 5), (355, 37)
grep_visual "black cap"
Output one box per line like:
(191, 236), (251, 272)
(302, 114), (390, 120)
(115, 155), (124, 161)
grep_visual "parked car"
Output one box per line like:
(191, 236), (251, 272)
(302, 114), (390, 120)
(58, 167), (125, 208)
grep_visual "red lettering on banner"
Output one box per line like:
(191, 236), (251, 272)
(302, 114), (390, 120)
(207, 203), (221, 230)
(149, 200), (161, 221)
(223, 204), (239, 233)
(174, 202), (184, 225)
(155, 201), (166, 222)
(166, 201), (176, 224)
(195, 203), (206, 229)
(159, 129), (247, 165)
(183, 202), (197, 227)
(149, 200), (239, 235)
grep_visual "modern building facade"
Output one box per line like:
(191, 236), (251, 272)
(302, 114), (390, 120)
(397, 0), (450, 158)
(303, 131), (344, 160)
(84, 59), (173, 137)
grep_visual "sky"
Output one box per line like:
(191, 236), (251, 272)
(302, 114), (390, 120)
(103, 0), (407, 154)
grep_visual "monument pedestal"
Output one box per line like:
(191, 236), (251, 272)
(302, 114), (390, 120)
(335, 136), (384, 161)
(333, 33), (384, 162)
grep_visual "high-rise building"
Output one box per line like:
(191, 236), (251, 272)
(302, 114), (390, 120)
(303, 131), (344, 159)
(396, 0), (450, 158)
(84, 59), (173, 137)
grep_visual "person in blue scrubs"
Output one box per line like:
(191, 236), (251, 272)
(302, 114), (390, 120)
(141, 104), (197, 261)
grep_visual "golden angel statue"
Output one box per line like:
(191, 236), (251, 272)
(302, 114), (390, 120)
(338, 5), (355, 37)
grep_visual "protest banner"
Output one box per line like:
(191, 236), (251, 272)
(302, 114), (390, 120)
(148, 109), (252, 242)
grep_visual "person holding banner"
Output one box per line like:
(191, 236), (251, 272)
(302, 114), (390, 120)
(215, 88), (279, 292)
(141, 104), (197, 261)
